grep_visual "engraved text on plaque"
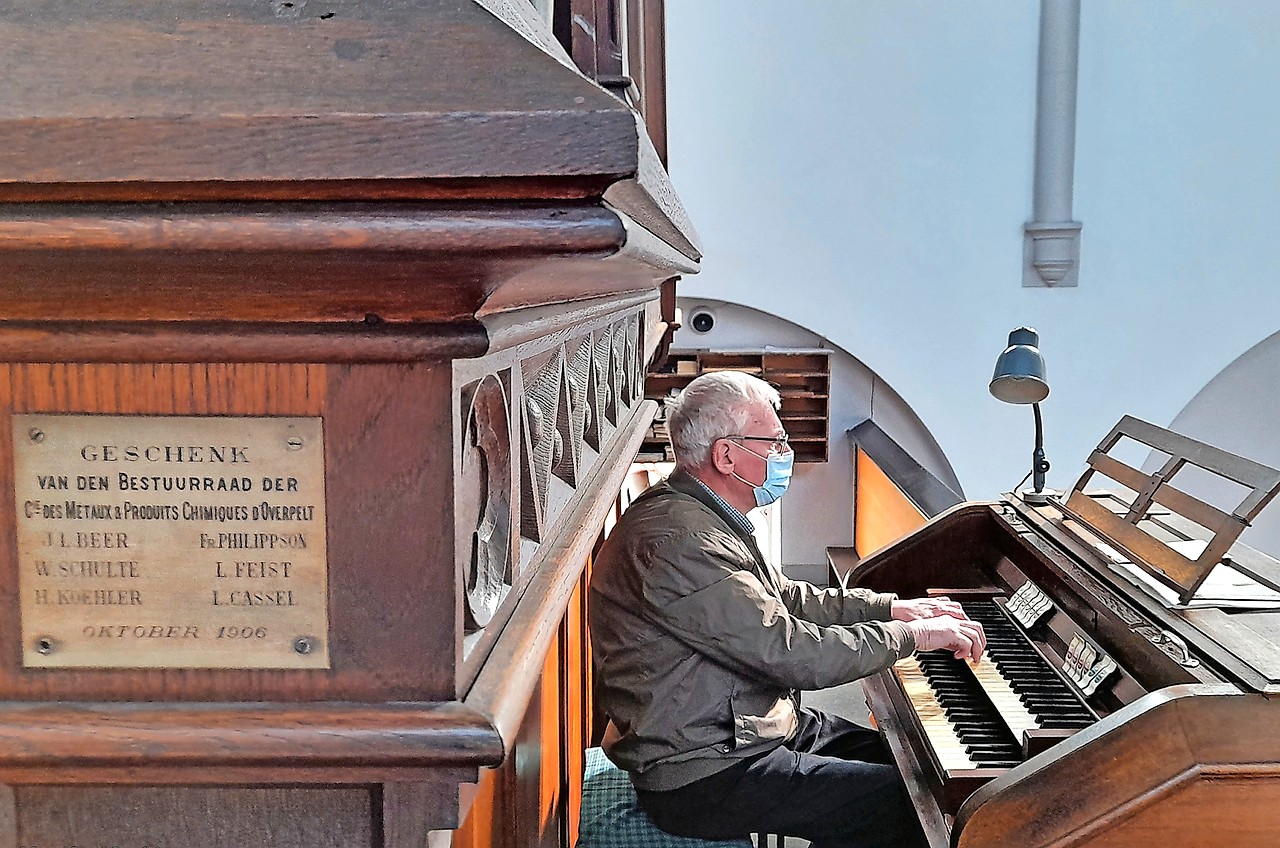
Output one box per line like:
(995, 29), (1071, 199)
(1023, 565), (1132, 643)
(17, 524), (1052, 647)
(14, 415), (329, 669)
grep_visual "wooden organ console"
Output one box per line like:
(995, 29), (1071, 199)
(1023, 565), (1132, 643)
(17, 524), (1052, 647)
(849, 416), (1280, 848)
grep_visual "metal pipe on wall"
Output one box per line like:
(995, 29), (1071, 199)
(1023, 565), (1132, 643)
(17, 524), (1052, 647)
(1024, 0), (1083, 287)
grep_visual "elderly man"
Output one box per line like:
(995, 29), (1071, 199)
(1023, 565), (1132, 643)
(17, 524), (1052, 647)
(589, 371), (984, 848)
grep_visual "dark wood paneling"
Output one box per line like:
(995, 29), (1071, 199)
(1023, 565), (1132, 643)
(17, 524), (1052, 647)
(324, 362), (459, 700)
(0, 113), (635, 184)
(16, 786), (375, 848)
(0, 362), (458, 702)
(850, 504), (1006, 598)
(954, 688), (1280, 848)
(0, 1), (636, 185)
(0, 203), (625, 254)
(0, 203), (630, 327)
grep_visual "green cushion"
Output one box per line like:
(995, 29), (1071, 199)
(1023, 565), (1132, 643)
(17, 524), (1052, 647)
(577, 748), (753, 848)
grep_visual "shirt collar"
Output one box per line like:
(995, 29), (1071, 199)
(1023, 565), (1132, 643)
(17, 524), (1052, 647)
(685, 473), (757, 538)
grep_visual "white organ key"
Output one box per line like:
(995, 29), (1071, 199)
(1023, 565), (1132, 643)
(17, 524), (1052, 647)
(967, 656), (1041, 740)
(894, 656), (977, 770)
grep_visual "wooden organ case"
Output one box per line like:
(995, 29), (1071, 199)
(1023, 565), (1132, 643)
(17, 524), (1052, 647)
(850, 417), (1280, 848)
(0, 2), (696, 847)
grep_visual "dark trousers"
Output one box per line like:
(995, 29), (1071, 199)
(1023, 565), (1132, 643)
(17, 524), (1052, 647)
(636, 709), (926, 848)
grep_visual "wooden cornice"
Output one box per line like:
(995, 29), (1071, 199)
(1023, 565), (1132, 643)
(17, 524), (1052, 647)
(0, 1), (635, 186)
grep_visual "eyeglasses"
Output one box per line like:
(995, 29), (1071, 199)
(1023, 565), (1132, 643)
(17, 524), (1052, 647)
(724, 433), (791, 456)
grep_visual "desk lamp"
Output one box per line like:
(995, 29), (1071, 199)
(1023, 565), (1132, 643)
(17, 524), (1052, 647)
(990, 327), (1053, 505)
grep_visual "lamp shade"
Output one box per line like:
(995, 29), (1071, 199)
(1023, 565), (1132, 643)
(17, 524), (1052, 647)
(990, 327), (1049, 404)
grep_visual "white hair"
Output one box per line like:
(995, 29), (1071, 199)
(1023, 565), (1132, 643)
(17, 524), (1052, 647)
(665, 371), (781, 469)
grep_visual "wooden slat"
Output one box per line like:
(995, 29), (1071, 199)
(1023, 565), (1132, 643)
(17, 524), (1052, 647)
(1087, 451), (1149, 493)
(1112, 416), (1280, 494)
(1149, 481), (1237, 537)
(1070, 416), (1280, 602)
(1064, 491), (1205, 592)
(0, 204), (625, 254)
(453, 768), (502, 848)
(0, 320), (487, 363)
(1090, 449), (1237, 536)
(563, 577), (588, 848)
(1124, 456), (1184, 522)
(539, 642), (561, 840)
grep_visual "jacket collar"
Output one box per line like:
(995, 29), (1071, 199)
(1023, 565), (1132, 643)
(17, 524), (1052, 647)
(667, 469), (760, 549)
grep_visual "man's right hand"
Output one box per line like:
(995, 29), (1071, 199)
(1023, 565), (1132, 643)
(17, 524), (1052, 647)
(907, 615), (986, 661)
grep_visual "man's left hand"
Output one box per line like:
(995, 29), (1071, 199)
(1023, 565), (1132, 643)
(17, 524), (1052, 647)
(891, 597), (970, 622)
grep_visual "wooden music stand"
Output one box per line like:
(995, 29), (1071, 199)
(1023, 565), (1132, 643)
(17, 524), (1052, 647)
(1061, 416), (1280, 605)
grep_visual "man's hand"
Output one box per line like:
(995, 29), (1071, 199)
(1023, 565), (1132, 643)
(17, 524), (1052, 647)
(906, 615), (986, 662)
(891, 596), (970, 622)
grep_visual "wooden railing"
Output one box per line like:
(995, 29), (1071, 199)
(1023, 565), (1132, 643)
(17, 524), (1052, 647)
(454, 465), (659, 848)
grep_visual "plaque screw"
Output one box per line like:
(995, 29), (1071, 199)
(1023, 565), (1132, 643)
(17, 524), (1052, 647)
(286, 436), (304, 451)
(28, 428), (44, 444)
(34, 636), (56, 655)
(293, 636), (317, 655)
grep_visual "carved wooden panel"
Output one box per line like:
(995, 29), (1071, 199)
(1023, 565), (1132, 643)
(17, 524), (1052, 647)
(453, 304), (648, 676)
(458, 372), (515, 633)
(556, 336), (593, 489)
(585, 322), (615, 452)
(520, 347), (565, 543)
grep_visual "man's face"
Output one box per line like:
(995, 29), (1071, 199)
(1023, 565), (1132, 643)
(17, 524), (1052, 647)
(719, 398), (788, 487)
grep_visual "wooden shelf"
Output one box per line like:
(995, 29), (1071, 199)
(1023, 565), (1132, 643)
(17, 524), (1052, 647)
(643, 350), (832, 463)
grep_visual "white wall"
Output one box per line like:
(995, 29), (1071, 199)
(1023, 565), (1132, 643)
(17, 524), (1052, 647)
(1167, 332), (1280, 556)
(665, 2), (1280, 548)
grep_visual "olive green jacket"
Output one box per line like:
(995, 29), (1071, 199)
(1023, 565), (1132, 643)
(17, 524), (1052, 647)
(588, 470), (917, 791)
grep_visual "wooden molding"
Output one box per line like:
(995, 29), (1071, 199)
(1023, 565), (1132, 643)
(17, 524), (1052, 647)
(0, 320), (489, 363)
(0, 701), (501, 785)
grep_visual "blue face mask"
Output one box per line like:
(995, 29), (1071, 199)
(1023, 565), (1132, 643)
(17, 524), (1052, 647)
(732, 446), (794, 507)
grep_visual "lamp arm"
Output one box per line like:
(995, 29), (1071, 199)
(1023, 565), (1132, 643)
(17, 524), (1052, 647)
(1032, 401), (1050, 493)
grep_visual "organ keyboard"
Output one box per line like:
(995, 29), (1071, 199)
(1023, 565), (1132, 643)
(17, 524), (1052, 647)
(846, 417), (1280, 847)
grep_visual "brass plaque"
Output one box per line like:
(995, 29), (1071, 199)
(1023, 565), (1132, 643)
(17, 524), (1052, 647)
(14, 415), (329, 669)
